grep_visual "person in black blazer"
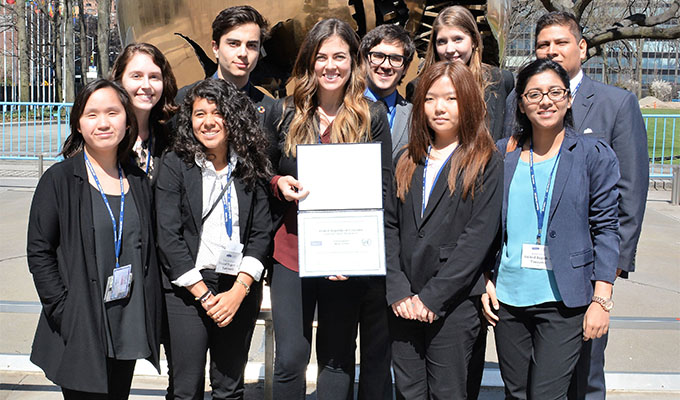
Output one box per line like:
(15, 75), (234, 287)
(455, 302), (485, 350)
(154, 79), (272, 399)
(267, 19), (392, 400)
(385, 61), (502, 399)
(27, 79), (162, 399)
(405, 6), (514, 142)
(485, 59), (619, 399)
(111, 42), (178, 182)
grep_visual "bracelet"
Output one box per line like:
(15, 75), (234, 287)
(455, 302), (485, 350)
(235, 279), (251, 295)
(195, 289), (212, 303)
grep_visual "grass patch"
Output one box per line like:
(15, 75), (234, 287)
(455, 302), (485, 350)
(640, 109), (679, 162)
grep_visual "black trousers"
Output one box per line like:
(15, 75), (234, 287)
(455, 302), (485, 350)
(354, 277), (393, 400)
(466, 296), (488, 400)
(61, 358), (136, 400)
(567, 332), (608, 400)
(164, 271), (262, 400)
(270, 263), (363, 400)
(389, 296), (481, 399)
(495, 302), (587, 400)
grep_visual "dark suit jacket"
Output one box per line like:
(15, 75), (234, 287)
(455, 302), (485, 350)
(406, 66), (513, 141)
(385, 151), (503, 317)
(154, 151), (272, 287)
(503, 73), (648, 275)
(496, 130), (620, 307)
(26, 153), (162, 392)
(390, 94), (411, 160)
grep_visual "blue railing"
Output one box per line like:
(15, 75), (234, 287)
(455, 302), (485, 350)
(1, 102), (72, 160)
(645, 114), (679, 178)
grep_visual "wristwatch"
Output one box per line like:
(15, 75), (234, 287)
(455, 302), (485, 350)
(592, 295), (614, 312)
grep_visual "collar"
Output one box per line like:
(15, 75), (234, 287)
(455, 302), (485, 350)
(364, 87), (398, 109)
(195, 150), (238, 175)
(210, 71), (252, 94)
(569, 70), (584, 95)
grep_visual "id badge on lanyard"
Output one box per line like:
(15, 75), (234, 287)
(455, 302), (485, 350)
(85, 153), (133, 302)
(520, 143), (560, 271)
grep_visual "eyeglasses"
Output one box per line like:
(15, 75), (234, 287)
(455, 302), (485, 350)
(522, 88), (569, 104)
(368, 51), (405, 68)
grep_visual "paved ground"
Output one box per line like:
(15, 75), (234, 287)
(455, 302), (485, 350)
(0, 160), (678, 398)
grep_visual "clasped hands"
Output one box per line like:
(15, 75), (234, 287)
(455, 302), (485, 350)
(200, 287), (246, 328)
(391, 295), (437, 323)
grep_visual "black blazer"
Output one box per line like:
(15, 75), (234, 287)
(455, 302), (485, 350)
(26, 153), (162, 393)
(154, 151), (272, 287)
(385, 151), (503, 316)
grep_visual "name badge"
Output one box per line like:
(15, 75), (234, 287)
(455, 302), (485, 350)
(521, 244), (553, 270)
(104, 264), (132, 302)
(216, 242), (244, 275)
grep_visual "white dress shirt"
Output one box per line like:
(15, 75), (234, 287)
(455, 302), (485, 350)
(171, 153), (264, 287)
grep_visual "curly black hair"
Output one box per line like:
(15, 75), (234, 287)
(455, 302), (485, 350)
(172, 78), (272, 189)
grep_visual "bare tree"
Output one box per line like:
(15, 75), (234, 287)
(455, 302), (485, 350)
(97, 0), (111, 78)
(15, 2), (29, 101)
(539, 0), (680, 59)
(78, 0), (90, 85)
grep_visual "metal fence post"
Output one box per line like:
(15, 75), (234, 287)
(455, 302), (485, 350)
(38, 154), (44, 178)
(671, 165), (680, 206)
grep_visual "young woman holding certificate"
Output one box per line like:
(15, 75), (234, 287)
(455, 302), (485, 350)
(27, 79), (162, 399)
(384, 61), (502, 399)
(154, 79), (272, 399)
(483, 59), (619, 399)
(268, 18), (391, 400)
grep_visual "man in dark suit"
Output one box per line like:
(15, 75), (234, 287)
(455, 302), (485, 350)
(501, 11), (649, 399)
(354, 25), (415, 400)
(174, 6), (277, 159)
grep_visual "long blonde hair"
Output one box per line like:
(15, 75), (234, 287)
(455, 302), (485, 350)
(422, 6), (489, 92)
(283, 18), (370, 156)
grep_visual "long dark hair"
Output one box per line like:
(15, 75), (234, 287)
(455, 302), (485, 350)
(173, 78), (272, 189)
(61, 79), (138, 164)
(395, 61), (495, 201)
(110, 42), (178, 124)
(513, 58), (573, 144)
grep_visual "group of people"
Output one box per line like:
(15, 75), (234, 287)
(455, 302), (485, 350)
(26, 4), (648, 400)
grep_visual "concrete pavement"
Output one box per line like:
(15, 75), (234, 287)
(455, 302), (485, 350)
(0, 162), (678, 398)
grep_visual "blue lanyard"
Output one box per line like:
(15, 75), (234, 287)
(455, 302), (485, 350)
(220, 163), (234, 239)
(421, 145), (457, 217)
(84, 152), (125, 269)
(529, 142), (561, 245)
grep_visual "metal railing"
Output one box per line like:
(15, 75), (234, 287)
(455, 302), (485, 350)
(645, 114), (679, 179)
(0, 102), (72, 160)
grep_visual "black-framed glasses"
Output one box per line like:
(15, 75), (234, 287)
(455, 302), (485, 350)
(368, 51), (405, 68)
(522, 88), (569, 104)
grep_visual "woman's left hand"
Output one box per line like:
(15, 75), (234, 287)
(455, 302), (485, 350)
(412, 295), (436, 323)
(206, 286), (247, 328)
(583, 303), (610, 341)
(327, 275), (348, 281)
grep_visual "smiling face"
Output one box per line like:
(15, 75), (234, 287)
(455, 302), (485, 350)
(78, 87), (128, 156)
(519, 70), (571, 133)
(314, 35), (352, 99)
(535, 24), (587, 79)
(365, 40), (406, 98)
(120, 52), (163, 115)
(435, 26), (474, 65)
(424, 75), (459, 139)
(192, 97), (228, 160)
(212, 22), (261, 88)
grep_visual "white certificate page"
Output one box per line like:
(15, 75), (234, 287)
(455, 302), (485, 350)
(298, 210), (386, 277)
(296, 143), (382, 211)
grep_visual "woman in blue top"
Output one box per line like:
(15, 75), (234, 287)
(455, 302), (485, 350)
(483, 59), (620, 399)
